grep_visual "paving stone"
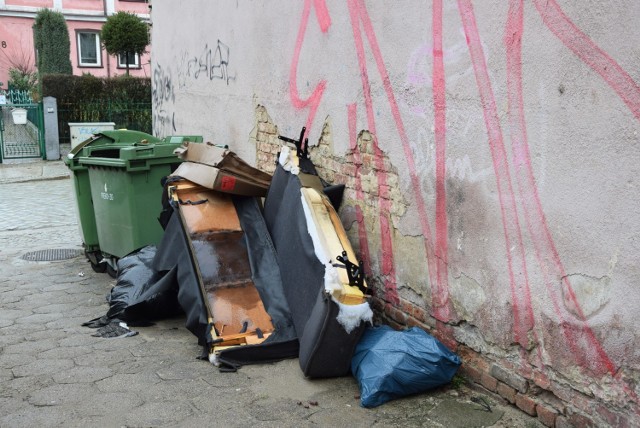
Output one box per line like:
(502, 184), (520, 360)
(24, 328), (68, 341)
(156, 360), (214, 381)
(0, 396), (27, 417)
(0, 309), (32, 320)
(32, 303), (79, 314)
(4, 374), (56, 396)
(57, 335), (101, 348)
(73, 348), (133, 368)
(1, 406), (82, 428)
(0, 353), (37, 369)
(12, 358), (74, 377)
(70, 392), (144, 418)
(0, 318), (15, 328)
(123, 401), (197, 427)
(28, 383), (98, 406)
(3, 338), (59, 355)
(95, 371), (162, 393)
(40, 346), (93, 360)
(44, 316), (93, 331)
(52, 366), (113, 384)
(15, 312), (63, 325)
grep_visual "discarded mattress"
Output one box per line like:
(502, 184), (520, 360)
(263, 146), (372, 377)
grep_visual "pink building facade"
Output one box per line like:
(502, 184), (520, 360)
(0, 0), (151, 88)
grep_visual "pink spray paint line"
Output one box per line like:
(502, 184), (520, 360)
(348, 0), (398, 304)
(289, 0), (331, 144)
(432, 0), (451, 317)
(348, 103), (373, 278)
(506, 0), (618, 376)
(349, 0), (451, 317)
(457, 0), (535, 346)
(533, 0), (640, 121)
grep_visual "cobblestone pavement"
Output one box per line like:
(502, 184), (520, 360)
(0, 164), (543, 427)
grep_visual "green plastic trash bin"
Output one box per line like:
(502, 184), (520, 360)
(78, 136), (189, 275)
(64, 131), (161, 272)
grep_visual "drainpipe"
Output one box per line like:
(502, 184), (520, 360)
(103, 0), (111, 77)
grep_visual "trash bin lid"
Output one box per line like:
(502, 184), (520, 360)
(67, 130), (161, 160)
(78, 141), (183, 171)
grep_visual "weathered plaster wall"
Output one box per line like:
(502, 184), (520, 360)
(151, 1), (640, 425)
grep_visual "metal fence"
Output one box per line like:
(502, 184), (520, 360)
(0, 90), (45, 162)
(57, 100), (152, 145)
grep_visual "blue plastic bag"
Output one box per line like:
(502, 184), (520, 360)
(351, 325), (461, 408)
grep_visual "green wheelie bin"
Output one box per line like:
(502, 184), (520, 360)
(64, 131), (162, 273)
(78, 131), (202, 277)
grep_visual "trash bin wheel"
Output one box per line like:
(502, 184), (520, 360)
(106, 264), (118, 279)
(90, 261), (107, 273)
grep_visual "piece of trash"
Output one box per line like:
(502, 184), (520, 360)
(91, 321), (138, 338)
(471, 396), (493, 412)
(78, 272), (85, 277)
(351, 325), (461, 408)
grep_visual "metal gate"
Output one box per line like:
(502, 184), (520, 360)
(0, 90), (45, 163)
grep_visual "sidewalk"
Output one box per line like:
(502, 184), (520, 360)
(0, 159), (70, 184)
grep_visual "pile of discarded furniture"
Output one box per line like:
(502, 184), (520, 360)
(78, 129), (460, 405)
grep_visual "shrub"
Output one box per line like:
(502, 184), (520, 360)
(32, 9), (72, 75)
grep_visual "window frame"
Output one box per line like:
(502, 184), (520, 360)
(76, 30), (103, 68)
(116, 52), (141, 69)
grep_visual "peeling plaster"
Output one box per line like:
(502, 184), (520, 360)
(562, 273), (611, 319)
(450, 272), (486, 322)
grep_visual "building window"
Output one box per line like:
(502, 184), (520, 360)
(117, 52), (140, 69)
(77, 31), (101, 67)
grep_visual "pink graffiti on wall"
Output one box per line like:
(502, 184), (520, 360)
(288, 0), (639, 385)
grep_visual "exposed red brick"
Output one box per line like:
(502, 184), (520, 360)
(480, 373), (498, 392)
(536, 403), (558, 427)
(386, 319), (403, 331)
(412, 305), (427, 322)
(515, 393), (537, 416)
(497, 382), (517, 404)
(490, 364), (528, 393)
(457, 347), (490, 373)
(565, 412), (597, 428)
(549, 381), (592, 413)
(533, 370), (551, 390)
(458, 363), (482, 384)
(595, 403), (633, 428)
(385, 305), (407, 326)
(370, 297), (384, 313)
(405, 315), (422, 328)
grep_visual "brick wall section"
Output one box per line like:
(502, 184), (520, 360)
(252, 105), (281, 175)
(252, 105), (636, 428)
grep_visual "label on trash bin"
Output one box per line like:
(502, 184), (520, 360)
(101, 183), (115, 201)
(220, 176), (236, 191)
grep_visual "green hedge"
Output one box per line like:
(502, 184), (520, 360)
(42, 74), (152, 144)
(42, 74), (151, 103)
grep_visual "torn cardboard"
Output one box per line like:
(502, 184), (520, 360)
(172, 141), (271, 197)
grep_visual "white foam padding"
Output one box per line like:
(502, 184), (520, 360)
(300, 190), (372, 332)
(278, 145), (299, 175)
